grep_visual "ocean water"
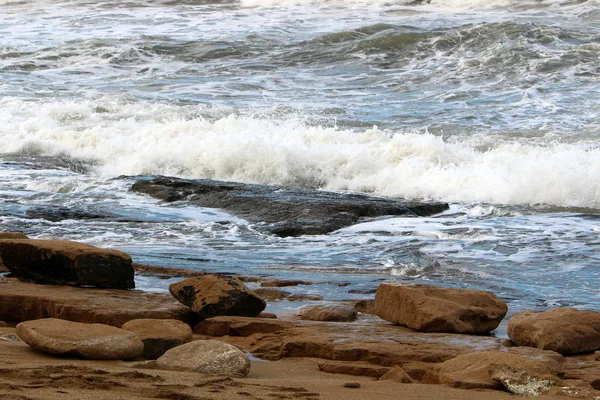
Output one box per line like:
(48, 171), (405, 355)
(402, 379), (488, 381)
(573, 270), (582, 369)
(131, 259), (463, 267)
(1, 0), (599, 330)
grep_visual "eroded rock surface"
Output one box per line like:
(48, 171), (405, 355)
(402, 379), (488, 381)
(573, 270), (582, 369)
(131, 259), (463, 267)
(16, 318), (143, 360)
(0, 277), (196, 327)
(508, 308), (600, 355)
(131, 177), (449, 236)
(298, 304), (357, 322)
(375, 283), (507, 333)
(169, 275), (266, 318)
(0, 239), (134, 289)
(156, 339), (251, 376)
(121, 318), (193, 359)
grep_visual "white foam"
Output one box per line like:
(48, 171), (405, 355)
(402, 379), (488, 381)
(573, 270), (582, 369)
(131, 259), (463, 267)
(2, 98), (600, 209)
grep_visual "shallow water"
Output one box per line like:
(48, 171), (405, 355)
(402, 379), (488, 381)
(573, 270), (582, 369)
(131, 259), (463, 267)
(1, 0), (599, 332)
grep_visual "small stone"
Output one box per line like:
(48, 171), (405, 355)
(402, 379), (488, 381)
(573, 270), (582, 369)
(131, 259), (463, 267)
(343, 382), (361, 388)
(260, 279), (310, 287)
(254, 288), (291, 301)
(169, 275), (266, 318)
(156, 339), (250, 377)
(259, 312), (277, 319)
(16, 318), (143, 360)
(0, 321), (7, 328)
(286, 294), (324, 301)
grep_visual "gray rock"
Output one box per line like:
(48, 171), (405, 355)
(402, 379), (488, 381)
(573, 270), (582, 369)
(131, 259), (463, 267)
(16, 318), (143, 360)
(156, 339), (250, 376)
(131, 177), (449, 237)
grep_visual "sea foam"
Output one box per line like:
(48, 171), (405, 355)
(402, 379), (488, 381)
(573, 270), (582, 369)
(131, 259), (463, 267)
(1, 98), (599, 208)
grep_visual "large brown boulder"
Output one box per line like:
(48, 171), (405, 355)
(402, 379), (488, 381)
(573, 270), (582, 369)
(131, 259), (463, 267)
(421, 349), (563, 390)
(156, 339), (250, 377)
(374, 283), (507, 333)
(508, 308), (600, 355)
(0, 233), (29, 272)
(121, 318), (192, 359)
(298, 304), (357, 322)
(0, 239), (134, 289)
(169, 275), (265, 318)
(16, 318), (144, 360)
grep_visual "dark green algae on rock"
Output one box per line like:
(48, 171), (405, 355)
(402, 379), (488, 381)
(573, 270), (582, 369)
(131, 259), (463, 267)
(130, 176), (449, 237)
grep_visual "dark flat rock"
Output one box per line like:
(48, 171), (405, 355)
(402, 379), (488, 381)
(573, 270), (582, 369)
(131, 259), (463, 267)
(130, 177), (449, 237)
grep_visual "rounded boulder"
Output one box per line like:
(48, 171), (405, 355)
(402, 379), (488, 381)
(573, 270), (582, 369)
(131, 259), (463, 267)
(121, 318), (193, 359)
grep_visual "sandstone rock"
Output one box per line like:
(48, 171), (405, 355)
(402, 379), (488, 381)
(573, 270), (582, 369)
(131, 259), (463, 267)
(0, 277), (196, 327)
(421, 350), (562, 390)
(16, 318), (143, 360)
(0, 239), (134, 289)
(156, 339), (250, 376)
(0, 232), (28, 239)
(374, 283), (507, 333)
(0, 321), (7, 327)
(194, 316), (290, 337)
(379, 365), (414, 383)
(169, 275), (265, 318)
(259, 312), (277, 319)
(121, 318), (192, 359)
(489, 364), (556, 396)
(508, 308), (600, 355)
(254, 288), (291, 301)
(298, 304), (357, 322)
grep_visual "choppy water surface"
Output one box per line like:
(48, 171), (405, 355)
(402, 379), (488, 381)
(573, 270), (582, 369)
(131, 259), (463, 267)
(1, 0), (599, 330)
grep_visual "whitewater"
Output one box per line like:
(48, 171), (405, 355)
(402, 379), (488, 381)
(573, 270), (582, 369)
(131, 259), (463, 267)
(1, 0), (599, 330)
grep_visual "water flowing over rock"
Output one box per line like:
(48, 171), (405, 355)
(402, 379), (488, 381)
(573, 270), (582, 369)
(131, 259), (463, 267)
(131, 177), (449, 237)
(16, 318), (144, 360)
(374, 283), (508, 333)
(508, 308), (600, 355)
(156, 339), (251, 377)
(121, 318), (193, 359)
(0, 239), (134, 289)
(298, 304), (357, 322)
(169, 275), (266, 318)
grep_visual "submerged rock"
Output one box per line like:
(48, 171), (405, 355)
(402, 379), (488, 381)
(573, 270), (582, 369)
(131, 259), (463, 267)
(508, 308), (600, 355)
(0, 239), (134, 289)
(156, 339), (251, 377)
(121, 318), (193, 359)
(169, 275), (266, 318)
(131, 177), (449, 237)
(374, 283), (507, 333)
(16, 318), (144, 360)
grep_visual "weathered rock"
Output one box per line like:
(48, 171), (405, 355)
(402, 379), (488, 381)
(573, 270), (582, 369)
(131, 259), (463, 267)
(352, 299), (375, 315)
(375, 283), (508, 333)
(379, 365), (414, 383)
(286, 294), (324, 301)
(253, 288), (291, 301)
(489, 364), (557, 396)
(508, 308), (600, 355)
(421, 349), (563, 390)
(169, 275), (266, 318)
(131, 177), (449, 237)
(0, 239), (134, 289)
(121, 318), (193, 359)
(260, 279), (311, 287)
(16, 318), (144, 360)
(0, 321), (7, 327)
(194, 316), (290, 337)
(156, 339), (250, 376)
(0, 232), (28, 239)
(259, 312), (277, 319)
(298, 304), (357, 322)
(0, 277), (197, 327)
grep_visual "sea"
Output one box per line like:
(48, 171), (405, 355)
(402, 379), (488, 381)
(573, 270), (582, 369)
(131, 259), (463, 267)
(0, 0), (599, 332)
